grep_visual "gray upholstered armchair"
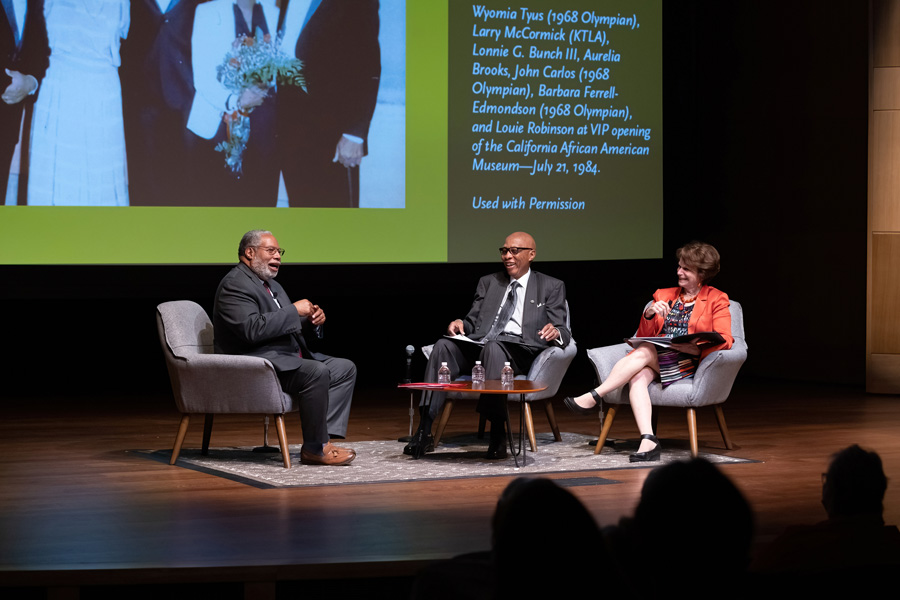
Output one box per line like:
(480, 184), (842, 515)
(423, 303), (577, 451)
(586, 300), (747, 457)
(156, 300), (296, 468)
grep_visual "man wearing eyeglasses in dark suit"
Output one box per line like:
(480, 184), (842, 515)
(406, 231), (571, 460)
(213, 229), (357, 466)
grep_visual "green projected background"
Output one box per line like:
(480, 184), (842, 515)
(0, 1), (662, 266)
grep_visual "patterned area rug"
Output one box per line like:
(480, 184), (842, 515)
(135, 432), (754, 489)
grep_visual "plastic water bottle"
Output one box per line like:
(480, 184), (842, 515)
(501, 362), (514, 387)
(471, 360), (486, 385)
(437, 362), (451, 384)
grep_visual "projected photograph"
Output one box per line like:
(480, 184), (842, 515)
(2, 1), (662, 266)
(2, 0), (405, 209)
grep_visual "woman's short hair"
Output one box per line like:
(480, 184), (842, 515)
(677, 241), (721, 284)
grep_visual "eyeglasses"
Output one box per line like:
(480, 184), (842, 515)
(499, 247), (533, 256)
(254, 246), (285, 256)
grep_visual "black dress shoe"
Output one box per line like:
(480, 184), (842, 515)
(403, 430), (434, 459)
(563, 389), (602, 416)
(485, 439), (508, 460)
(629, 434), (661, 462)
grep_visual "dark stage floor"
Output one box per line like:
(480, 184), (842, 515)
(2, 379), (899, 597)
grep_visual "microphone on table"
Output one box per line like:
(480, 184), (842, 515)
(400, 344), (416, 442)
(404, 344), (414, 384)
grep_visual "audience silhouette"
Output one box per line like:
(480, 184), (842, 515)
(413, 447), (896, 598)
(751, 444), (900, 591)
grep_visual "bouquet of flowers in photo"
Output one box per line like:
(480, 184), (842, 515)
(215, 27), (306, 173)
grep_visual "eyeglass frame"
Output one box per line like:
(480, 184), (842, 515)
(253, 245), (286, 256)
(499, 246), (534, 256)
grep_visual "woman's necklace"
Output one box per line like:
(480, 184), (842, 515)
(679, 287), (701, 304)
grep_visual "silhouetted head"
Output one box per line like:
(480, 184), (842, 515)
(492, 478), (615, 597)
(634, 459), (753, 577)
(822, 444), (887, 520)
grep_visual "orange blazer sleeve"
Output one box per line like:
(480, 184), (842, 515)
(634, 287), (733, 361)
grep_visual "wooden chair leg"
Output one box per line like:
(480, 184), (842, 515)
(170, 414), (190, 465)
(477, 414), (487, 439)
(651, 411), (659, 437)
(594, 404), (618, 455)
(543, 399), (562, 442)
(433, 399), (455, 447)
(274, 414), (291, 468)
(714, 405), (735, 450)
(686, 408), (699, 457)
(202, 414), (214, 456)
(523, 402), (537, 452)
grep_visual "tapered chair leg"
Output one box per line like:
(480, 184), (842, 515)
(713, 405), (734, 450)
(170, 414), (191, 465)
(202, 414), (214, 455)
(523, 402), (537, 452)
(433, 399), (455, 447)
(274, 414), (291, 468)
(543, 399), (562, 442)
(686, 408), (699, 457)
(594, 404), (618, 455)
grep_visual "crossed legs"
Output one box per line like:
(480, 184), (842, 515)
(570, 343), (660, 453)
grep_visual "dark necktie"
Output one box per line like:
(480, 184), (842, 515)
(485, 281), (519, 341)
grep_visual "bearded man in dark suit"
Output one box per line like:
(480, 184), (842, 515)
(213, 229), (358, 466)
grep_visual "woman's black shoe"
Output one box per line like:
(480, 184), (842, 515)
(563, 389), (602, 416)
(629, 434), (661, 462)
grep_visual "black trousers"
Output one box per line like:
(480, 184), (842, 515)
(420, 336), (542, 423)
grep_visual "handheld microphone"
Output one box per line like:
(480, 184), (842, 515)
(404, 344), (414, 383)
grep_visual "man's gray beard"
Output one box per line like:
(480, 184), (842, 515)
(250, 256), (276, 281)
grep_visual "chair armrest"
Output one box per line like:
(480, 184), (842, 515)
(689, 339), (748, 406)
(169, 353), (292, 414)
(522, 341), (578, 401)
(586, 344), (631, 404)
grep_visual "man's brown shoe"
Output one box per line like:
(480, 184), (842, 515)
(301, 443), (356, 466)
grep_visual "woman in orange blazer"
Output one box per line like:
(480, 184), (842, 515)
(565, 242), (733, 462)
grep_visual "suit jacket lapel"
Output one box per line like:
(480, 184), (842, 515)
(237, 263), (308, 355)
(484, 273), (508, 320)
(522, 270), (539, 335)
(691, 286), (711, 329)
(303, 0), (322, 30)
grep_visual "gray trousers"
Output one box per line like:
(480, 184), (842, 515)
(278, 354), (356, 444)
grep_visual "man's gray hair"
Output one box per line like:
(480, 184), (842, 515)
(238, 230), (272, 259)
